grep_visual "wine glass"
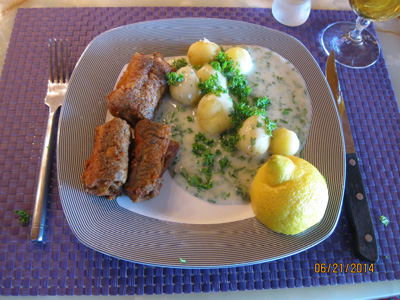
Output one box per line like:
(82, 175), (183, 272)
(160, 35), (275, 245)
(321, 0), (400, 68)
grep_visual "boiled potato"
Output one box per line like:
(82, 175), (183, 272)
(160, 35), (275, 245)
(197, 93), (233, 134)
(169, 66), (202, 106)
(269, 127), (300, 156)
(187, 39), (221, 67)
(238, 115), (270, 157)
(225, 47), (253, 74)
(197, 64), (228, 89)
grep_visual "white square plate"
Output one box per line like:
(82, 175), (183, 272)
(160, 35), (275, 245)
(57, 18), (345, 268)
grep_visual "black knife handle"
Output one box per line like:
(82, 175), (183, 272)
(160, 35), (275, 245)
(345, 152), (379, 263)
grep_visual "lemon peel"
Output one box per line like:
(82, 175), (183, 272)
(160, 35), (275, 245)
(251, 155), (329, 235)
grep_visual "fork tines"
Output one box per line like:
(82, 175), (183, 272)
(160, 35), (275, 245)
(48, 39), (69, 84)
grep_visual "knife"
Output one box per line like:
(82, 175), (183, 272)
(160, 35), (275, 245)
(325, 51), (379, 263)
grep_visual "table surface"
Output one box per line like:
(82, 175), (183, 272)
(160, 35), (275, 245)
(0, 1), (399, 300)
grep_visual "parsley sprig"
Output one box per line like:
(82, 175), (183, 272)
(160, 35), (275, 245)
(380, 215), (390, 226)
(197, 73), (227, 96)
(166, 72), (184, 86)
(171, 58), (188, 70)
(221, 94), (276, 152)
(15, 210), (30, 225)
(206, 51), (277, 152)
(210, 52), (251, 100)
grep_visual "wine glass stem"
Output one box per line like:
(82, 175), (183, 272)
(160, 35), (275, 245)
(348, 16), (371, 44)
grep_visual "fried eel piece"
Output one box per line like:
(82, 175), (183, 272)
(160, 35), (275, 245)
(82, 118), (131, 200)
(124, 119), (179, 202)
(107, 52), (175, 126)
(162, 140), (180, 175)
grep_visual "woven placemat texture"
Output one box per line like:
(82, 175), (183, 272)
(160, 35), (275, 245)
(0, 7), (399, 296)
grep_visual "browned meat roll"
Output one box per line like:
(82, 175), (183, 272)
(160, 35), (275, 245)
(124, 119), (179, 202)
(81, 117), (131, 200)
(107, 52), (175, 126)
(162, 140), (180, 175)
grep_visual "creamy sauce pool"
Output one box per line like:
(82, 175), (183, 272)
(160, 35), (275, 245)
(156, 45), (312, 205)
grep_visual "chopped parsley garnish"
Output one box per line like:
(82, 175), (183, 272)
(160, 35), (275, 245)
(235, 185), (248, 201)
(197, 73), (226, 96)
(210, 52), (233, 73)
(186, 116), (194, 123)
(380, 215), (389, 226)
(171, 124), (192, 137)
(166, 72), (184, 85)
(282, 108), (293, 115)
(206, 51), (276, 152)
(218, 157), (230, 173)
(230, 99), (254, 128)
(192, 142), (207, 157)
(194, 132), (215, 147)
(188, 174), (213, 190)
(192, 64), (201, 70)
(171, 58), (188, 69)
(221, 192), (231, 200)
(209, 52), (251, 100)
(264, 118), (278, 136)
(254, 96), (271, 109)
(15, 210), (30, 225)
(229, 74), (251, 99)
(220, 128), (240, 152)
(181, 133), (222, 190)
(230, 166), (246, 179)
(220, 96), (276, 152)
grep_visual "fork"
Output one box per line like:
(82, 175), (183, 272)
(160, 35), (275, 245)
(30, 39), (69, 243)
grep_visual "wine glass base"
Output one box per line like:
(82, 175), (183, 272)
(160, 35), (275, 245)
(321, 21), (380, 68)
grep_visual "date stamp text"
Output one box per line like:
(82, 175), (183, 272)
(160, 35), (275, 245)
(314, 263), (374, 274)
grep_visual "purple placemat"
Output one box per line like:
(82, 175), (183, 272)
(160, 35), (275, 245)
(0, 7), (399, 296)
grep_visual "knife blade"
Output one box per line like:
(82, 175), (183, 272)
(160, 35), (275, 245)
(325, 51), (379, 263)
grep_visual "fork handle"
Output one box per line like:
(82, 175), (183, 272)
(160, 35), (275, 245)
(30, 106), (60, 243)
